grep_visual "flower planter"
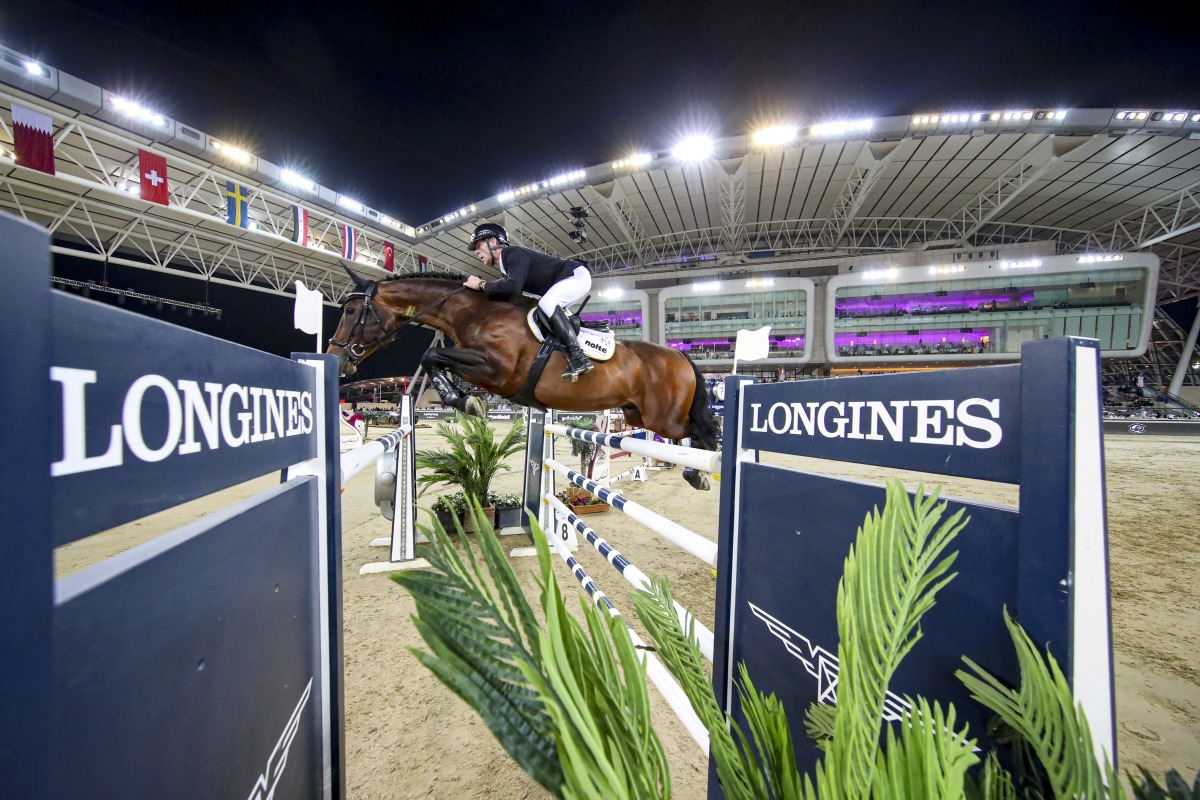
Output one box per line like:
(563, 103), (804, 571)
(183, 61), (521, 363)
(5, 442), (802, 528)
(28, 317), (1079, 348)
(460, 506), (496, 533)
(495, 507), (523, 529)
(573, 502), (610, 515)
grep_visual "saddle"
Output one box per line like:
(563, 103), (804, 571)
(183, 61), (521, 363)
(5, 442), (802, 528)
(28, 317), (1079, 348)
(526, 308), (617, 362)
(507, 307), (617, 410)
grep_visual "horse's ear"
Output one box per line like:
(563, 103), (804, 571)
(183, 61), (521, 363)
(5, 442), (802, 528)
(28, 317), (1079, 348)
(341, 262), (367, 290)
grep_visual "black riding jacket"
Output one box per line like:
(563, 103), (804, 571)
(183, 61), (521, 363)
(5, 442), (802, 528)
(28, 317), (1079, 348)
(482, 246), (587, 298)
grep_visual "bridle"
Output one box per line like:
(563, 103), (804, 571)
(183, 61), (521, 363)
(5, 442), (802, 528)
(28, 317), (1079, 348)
(328, 279), (466, 366)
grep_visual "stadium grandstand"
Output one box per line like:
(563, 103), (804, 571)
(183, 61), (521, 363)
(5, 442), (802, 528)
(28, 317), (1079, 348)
(3, 43), (1200, 408)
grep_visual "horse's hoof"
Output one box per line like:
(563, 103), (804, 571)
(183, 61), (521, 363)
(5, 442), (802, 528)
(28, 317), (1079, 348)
(682, 468), (710, 491)
(464, 396), (489, 419)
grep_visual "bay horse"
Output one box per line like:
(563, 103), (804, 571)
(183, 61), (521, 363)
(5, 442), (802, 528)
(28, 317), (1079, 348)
(326, 268), (720, 490)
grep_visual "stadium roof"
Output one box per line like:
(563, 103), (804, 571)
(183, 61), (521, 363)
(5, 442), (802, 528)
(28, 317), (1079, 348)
(411, 108), (1200, 304)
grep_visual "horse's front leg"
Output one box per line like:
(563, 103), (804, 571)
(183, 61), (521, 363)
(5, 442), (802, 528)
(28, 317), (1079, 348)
(422, 348), (489, 418)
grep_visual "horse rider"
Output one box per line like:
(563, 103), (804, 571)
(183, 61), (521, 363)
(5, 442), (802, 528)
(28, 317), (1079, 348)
(462, 223), (594, 380)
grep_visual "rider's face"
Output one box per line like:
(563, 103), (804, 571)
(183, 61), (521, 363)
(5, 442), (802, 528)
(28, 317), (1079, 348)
(473, 238), (496, 267)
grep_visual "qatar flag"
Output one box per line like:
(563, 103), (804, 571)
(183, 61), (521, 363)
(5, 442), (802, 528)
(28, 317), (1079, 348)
(11, 103), (55, 175)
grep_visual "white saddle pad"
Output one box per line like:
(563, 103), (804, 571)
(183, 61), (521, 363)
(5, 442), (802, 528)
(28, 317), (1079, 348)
(526, 309), (616, 362)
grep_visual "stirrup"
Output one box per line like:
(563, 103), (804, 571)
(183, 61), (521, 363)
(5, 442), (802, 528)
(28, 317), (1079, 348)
(562, 355), (594, 381)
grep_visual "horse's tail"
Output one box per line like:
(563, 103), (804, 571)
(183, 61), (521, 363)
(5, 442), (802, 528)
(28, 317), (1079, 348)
(684, 354), (721, 451)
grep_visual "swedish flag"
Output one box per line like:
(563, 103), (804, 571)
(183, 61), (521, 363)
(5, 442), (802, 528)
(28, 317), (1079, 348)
(225, 181), (250, 228)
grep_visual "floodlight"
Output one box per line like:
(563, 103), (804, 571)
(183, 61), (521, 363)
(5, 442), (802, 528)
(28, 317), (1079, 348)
(599, 288), (624, 299)
(811, 118), (874, 137)
(613, 152), (653, 169)
(210, 139), (252, 164)
(497, 190), (516, 202)
(548, 170), (586, 187)
(692, 281), (721, 293)
(672, 136), (714, 161)
(752, 125), (798, 146)
(337, 196), (364, 213)
(110, 96), (167, 127)
(24, 60), (49, 78)
(280, 169), (315, 192)
(862, 268), (898, 281)
(744, 278), (776, 288)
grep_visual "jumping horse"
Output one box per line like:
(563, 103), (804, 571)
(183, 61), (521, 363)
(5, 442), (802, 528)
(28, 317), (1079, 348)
(326, 267), (720, 490)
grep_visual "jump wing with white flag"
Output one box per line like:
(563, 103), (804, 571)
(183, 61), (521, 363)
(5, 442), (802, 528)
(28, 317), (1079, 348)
(733, 325), (771, 374)
(293, 281), (324, 351)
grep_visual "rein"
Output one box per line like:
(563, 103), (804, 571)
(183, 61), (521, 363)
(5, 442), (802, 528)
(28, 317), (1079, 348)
(329, 282), (466, 364)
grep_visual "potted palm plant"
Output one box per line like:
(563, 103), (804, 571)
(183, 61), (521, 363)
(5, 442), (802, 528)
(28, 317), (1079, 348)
(416, 413), (526, 531)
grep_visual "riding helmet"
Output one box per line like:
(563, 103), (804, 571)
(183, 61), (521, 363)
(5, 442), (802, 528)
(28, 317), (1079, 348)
(467, 223), (509, 251)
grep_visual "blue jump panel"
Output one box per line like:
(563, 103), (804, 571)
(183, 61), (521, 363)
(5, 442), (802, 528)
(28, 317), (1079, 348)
(730, 465), (1020, 774)
(55, 478), (324, 800)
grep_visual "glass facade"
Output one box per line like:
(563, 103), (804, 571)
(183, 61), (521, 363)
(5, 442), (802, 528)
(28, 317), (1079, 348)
(660, 279), (813, 362)
(580, 292), (648, 342)
(828, 257), (1155, 361)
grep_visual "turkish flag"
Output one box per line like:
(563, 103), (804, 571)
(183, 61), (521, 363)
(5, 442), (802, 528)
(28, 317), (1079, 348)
(138, 149), (169, 205)
(11, 103), (55, 175)
(383, 241), (395, 272)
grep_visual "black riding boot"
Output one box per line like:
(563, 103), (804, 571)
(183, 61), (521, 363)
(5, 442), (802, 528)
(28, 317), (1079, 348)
(546, 306), (594, 381)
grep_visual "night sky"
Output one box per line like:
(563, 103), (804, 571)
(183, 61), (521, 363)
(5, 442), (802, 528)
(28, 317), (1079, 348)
(4, 0), (1199, 373)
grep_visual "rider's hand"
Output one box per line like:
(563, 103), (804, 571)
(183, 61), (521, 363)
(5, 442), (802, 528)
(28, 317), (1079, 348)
(464, 275), (485, 291)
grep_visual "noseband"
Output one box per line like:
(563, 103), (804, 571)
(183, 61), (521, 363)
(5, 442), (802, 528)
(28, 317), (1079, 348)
(329, 280), (465, 366)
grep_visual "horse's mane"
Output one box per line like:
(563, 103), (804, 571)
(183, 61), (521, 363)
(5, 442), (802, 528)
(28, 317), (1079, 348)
(381, 271), (535, 309)
(382, 271), (464, 283)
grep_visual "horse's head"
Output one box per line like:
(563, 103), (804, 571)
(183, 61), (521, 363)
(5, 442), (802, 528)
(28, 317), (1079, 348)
(326, 264), (400, 377)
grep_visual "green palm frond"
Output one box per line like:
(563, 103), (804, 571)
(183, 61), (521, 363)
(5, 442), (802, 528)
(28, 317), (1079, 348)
(957, 607), (1115, 800)
(392, 504), (559, 789)
(631, 577), (772, 800)
(826, 478), (969, 796)
(867, 697), (978, 799)
(965, 751), (1016, 800)
(804, 703), (836, 751)
(737, 666), (806, 800)
(394, 502), (670, 799)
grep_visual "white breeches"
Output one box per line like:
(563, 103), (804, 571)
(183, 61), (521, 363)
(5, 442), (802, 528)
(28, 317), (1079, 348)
(537, 266), (592, 315)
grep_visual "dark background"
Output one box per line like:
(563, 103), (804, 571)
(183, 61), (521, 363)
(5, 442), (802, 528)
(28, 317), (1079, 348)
(5, 0), (1198, 374)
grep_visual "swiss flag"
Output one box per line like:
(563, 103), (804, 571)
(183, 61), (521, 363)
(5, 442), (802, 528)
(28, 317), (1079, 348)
(11, 103), (55, 175)
(383, 241), (395, 272)
(138, 149), (169, 205)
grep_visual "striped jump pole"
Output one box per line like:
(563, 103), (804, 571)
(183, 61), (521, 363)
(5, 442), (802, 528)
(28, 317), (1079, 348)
(545, 493), (715, 662)
(545, 423), (721, 478)
(542, 524), (710, 754)
(340, 425), (410, 485)
(544, 459), (719, 568)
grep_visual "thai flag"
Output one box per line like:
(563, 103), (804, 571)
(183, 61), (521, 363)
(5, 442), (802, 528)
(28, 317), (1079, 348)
(342, 224), (357, 260)
(292, 205), (309, 246)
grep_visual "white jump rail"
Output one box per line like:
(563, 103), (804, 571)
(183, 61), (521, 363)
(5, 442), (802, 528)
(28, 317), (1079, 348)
(543, 525), (710, 754)
(544, 459), (719, 568)
(546, 493), (716, 662)
(340, 425), (411, 484)
(545, 424), (721, 477)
